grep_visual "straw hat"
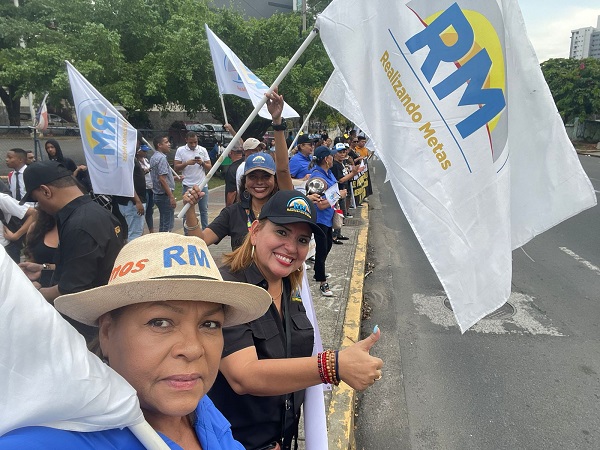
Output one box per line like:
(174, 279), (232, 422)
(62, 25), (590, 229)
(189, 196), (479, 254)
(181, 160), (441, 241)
(54, 233), (271, 327)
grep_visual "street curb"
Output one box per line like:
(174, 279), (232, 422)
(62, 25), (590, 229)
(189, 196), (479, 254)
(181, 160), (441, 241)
(327, 204), (369, 450)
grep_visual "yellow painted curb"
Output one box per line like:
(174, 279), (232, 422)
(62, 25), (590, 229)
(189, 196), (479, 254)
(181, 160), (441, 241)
(327, 205), (369, 450)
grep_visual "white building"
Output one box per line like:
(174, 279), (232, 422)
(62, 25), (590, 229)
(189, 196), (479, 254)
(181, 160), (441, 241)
(570, 15), (600, 59)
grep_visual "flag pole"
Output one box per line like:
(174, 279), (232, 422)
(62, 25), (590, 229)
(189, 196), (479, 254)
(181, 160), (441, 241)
(177, 27), (320, 218)
(129, 421), (170, 450)
(289, 72), (336, 150)
(290, 97), (321, 150)
(219, 94), (229, 125)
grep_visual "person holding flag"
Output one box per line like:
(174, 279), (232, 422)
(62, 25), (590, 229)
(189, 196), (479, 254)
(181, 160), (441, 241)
(0, 233), (272, 449)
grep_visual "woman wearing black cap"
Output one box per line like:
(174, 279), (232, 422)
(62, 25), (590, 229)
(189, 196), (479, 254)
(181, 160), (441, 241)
(208, 190), (383, 450)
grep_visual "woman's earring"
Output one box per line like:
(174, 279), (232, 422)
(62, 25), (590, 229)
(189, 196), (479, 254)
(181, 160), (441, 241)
(242, 190), (251, 201)
(251, 245), (255, 259)
(101, 357), (109, 365)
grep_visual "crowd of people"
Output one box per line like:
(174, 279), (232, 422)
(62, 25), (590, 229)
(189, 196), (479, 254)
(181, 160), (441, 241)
(0, 90), (379, 450)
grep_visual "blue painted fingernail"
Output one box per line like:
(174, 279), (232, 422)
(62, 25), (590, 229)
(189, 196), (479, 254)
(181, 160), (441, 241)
(373, 325), (379, 334)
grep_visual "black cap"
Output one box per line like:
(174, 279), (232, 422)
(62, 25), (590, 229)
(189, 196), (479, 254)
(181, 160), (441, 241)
(258, 190), (324, 237)
(20, 160), (72, 204)
(296, 134), (312, 145)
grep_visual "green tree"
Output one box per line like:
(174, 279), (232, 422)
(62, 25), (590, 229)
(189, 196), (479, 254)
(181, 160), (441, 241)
(541, 57), (600, 124)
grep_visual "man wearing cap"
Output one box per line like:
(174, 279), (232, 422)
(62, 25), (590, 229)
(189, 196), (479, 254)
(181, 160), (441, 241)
(18, 161), (125, 315)
(113, 142), (146, 242)
(234, 137), (262, 194)
(289, 135), (315, 182)
(174, 131), (212, 230)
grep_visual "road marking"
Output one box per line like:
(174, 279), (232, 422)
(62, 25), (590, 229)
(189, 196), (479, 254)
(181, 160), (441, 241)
(413, 293), (564, 335)
(559, 247), (600, 276)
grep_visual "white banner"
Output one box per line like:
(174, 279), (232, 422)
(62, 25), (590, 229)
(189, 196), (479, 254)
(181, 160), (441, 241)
(66, 61), (137, 197)
(316, 0), (596, 332)
(205, 24), (300, 119)
(0, 246), (144, 435)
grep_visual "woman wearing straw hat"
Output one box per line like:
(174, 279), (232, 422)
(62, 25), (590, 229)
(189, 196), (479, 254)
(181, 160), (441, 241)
(208, 190), (384, 450)
(0, 233), (271, 449)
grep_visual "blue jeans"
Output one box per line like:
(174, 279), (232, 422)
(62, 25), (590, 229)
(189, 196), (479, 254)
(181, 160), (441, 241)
(145, 189), (154, 231)
(118, 201), (146, 242)
(154, 192), (175, 232)
(183, 184), (209, 231)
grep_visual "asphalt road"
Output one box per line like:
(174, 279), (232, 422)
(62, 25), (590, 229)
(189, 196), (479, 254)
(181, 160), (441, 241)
(356, 156), (600, 450)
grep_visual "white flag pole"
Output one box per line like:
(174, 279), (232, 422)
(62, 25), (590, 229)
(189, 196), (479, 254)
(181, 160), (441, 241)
(290, 97), (321, 150)
(129, 421), (171, 450)
(177, 28), (320, 218)
(219, 93), (229, 125)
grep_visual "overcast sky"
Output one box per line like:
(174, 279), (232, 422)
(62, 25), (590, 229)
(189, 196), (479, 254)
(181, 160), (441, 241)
(519, 0), (600, 61)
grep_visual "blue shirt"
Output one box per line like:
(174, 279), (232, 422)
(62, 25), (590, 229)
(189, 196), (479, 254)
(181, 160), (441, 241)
(310, 166), (337, 227)
(0, 396), (243, 450)
(289, 153), (312, 178)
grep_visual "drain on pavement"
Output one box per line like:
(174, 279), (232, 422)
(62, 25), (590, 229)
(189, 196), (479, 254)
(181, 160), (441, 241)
(443, 297), (516, 320)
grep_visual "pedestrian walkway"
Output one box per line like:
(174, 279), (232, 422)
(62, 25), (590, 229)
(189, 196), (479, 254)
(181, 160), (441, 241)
(150, 183), (370, 449)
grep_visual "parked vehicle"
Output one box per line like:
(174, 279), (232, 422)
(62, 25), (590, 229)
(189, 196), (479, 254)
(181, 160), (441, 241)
(20, 112), (79, 135)
(203, 123), (234, 145)
(167, 121), (218, 149)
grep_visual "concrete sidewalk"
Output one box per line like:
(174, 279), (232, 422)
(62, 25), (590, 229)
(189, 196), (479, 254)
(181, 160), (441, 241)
(154, 183), (369, 450)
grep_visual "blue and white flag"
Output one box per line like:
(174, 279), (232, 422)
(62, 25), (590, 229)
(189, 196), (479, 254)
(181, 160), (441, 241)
(66, 61), (137, 197)
(205, 24), (300, 119)
(316, 0), (596, 332)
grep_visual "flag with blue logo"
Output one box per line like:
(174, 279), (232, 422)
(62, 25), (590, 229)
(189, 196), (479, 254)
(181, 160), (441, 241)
(66, 61), (137, 197)
(316, 0), (596, 332)
(205, 24), (300, 119)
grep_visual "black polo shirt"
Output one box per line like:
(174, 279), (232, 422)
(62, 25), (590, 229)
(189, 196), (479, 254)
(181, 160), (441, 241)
(54, 195), (124, 295)
(207, 196), (255, 250)
(209, 263), (314, 450)
(224, 158), (244, 199)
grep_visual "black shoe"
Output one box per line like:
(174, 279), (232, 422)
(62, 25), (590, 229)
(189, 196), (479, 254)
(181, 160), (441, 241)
(337, 235), (349, 240)
(332, 239), (343, 245)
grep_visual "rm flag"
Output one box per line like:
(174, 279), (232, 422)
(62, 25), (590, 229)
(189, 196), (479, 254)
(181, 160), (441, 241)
(34, 93), (49, 131)
(205, 24), (300, 120)
(0, 246), (144, 436)
(316, 0), (596, 332)
(66, 61), (137, 197)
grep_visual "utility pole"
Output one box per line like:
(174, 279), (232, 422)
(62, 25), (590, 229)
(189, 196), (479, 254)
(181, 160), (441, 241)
(302, 0), (307, 32)
(14, 0), (37, 125)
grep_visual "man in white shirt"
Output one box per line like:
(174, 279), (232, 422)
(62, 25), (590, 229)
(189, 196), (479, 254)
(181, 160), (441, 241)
(174, 131), (212, 230)
(0, 193), (35, 263)
(6, 148), (28, 201)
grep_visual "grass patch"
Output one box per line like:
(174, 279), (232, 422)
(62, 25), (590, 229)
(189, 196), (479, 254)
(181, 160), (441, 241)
(173, 176), (225, 201)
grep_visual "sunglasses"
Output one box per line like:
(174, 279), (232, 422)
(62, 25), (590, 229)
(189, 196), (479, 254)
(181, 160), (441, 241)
(352, 140), (358, 143)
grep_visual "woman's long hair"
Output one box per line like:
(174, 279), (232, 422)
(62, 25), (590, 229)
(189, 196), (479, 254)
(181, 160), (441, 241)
(24, 209), (55, 261)
(222, 219), (304, 292)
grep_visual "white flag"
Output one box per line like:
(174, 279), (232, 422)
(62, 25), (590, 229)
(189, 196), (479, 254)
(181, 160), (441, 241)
(34, 93), (49, 131)
(316, 0), (596, 332)
(66, 61), (137, 197)
(205, 24), (300, 119)
(0, 246), (144, 435)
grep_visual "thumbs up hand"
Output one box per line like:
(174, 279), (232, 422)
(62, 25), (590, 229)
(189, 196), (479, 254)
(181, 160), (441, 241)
(337, 325), (383, 391)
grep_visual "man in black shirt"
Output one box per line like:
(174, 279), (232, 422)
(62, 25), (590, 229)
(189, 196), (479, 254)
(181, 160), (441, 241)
(18, 161), (124, 307)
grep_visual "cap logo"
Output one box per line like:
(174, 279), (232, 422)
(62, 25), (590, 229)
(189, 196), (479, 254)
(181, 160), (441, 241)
(286, 197), (312, 218)
(253, 155), (266, 164)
